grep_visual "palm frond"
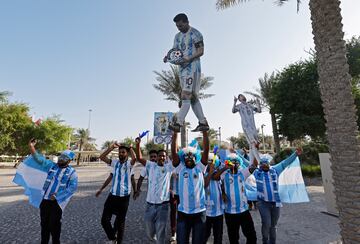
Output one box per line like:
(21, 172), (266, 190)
(153, 65), (215, 104)
(198, 94), (215, 100)
(0, 91), (12, 103)
(216, 0), (246, 10)
(216, 0), (301, 12)
(276, 0), (301, 12)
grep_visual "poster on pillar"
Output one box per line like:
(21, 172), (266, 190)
(153, 112), (174, 144)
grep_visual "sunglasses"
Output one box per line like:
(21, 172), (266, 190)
(59, 154), (71, 161)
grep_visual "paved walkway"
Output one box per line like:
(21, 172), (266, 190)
(0, 164), (340, 243)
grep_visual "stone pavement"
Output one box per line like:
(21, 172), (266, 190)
(0, 164), (340, 244)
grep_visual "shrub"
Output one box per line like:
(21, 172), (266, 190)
(273, 142), (328, 165)
(301, 164), (321, 177)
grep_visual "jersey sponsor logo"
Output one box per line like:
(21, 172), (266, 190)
(183, 172), (189, 178)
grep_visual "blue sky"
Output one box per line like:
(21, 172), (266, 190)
(1, 0), (360, 148)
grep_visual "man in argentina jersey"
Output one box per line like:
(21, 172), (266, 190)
(99, 142), (136, 244)
(134, 138), (173, 244)
(254, 148), (302, 244)
(214, 153), (258, 244)
(203, 156), (224, 244)
(28, 139), (78, 244)
(232, 94), (262, 166)
(164, 13), (209, 133)
(171, 130), (209, 244)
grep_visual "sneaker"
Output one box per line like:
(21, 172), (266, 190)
(105, 240), (116, 244)
(191, 122), (209, 132)
(170, 234), (176, 242)
(168, 122), (181, 132)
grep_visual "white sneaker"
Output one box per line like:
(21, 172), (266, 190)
(170, 234), (176, 242)
(105, 241), (116, 244)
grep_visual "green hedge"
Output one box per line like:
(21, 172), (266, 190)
(273, 142), (328, 165)
(301, 164), (321, 177)
(300, 142), (329, 165)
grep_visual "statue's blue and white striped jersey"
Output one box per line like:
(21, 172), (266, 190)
(221, 167), (251, 214)
(233, 102), (258, 143)
(175, 163), (206, 214)
(140, 160), (173, 204)
(204, 168), (224, 217)
(173, 27), (203, 76)
(110, 159), (132, 197)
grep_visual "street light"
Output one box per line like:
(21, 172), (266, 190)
(88, 109), (92, 132)
(218, 127), (221, 148)
(261, 124), (266, 152)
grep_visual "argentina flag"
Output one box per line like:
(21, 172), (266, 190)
(218, 149), (309, 203)
(13, 155), (49, 208)
(278, 156), (310, 203)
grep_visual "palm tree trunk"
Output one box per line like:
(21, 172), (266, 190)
(270, 110), (281, 153)
(77, 141), (82, 166)
(309, 0), (360, 242)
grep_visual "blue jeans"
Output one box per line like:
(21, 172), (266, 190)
(144, 202), (170, 244)
(177, 211), (206, 244)
(258, 200), (280, 244)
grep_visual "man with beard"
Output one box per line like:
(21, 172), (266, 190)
(99, 142), (136, 244)
(253, 148), (302, 244)
(171, 130), (209, 244)
(164, 13), (209, 133)
(134, 138), (173, 244)
(28, 139), (78, 244)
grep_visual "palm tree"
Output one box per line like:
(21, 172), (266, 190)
(245, 72), (281, 153)
(154, 65), (215, 147)
(0, 91), (11, 103)
(102, 140), (116, 150)
(74, 128), (95, 165)
(216, 0), (360, 242)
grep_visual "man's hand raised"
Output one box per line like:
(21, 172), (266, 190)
(29, 138), (37, 147)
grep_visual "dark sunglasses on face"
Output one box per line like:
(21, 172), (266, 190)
(59, 154), (70, 161)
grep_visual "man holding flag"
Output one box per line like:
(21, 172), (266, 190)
(13, 139), (78, 244)
(254, 148), (303, 244)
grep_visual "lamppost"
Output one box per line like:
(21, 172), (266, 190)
(88, 109), (92, 132)
(218, 127), (221, 148)
(261, 124), (266, 152)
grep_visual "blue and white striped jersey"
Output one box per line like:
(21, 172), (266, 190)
(173, 27), (203, 75)
(170, 171), (179, 195)
(168, 160), (179, 195)
(204, 169), (224, 217)
(175, 163), (206, 214)
(110, 159), (132, 197)
(221, 167), (251, 214)
(140, 161), (173, 204)
(254, 151), (298, 203)
(43, 167), (67, 200)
